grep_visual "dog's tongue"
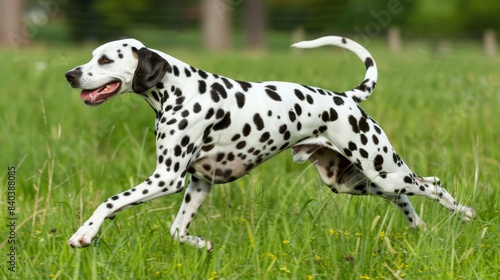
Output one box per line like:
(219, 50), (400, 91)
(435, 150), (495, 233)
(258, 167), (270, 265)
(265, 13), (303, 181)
(80, 81), (121, 103)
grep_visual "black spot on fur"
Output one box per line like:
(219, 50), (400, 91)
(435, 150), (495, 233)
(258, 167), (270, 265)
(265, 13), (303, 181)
(279, 142), (289, 150)
(306, 95), (314, 104)
(348, 115), (359, 133)
(174, 145), (182, 156)
(348, 141), (357, 151)
(294, 104), (302, 116)
(221, 77), (233, 89)
(374, 155), (384, 171)
(266, 89), (282, 101)
(283, 131), (291, 140)
(321, 111), (330, 122)
(259, 132), (270, 142)
(216, 153), (225, 162)
(213, 113), (231, 131)
(236, 141), (246, 149)
(205, 108), (214, 119)
(294, 89), (305, 100)
(198, 70), (208, 79)
(359, 117), (370, 132)
(181, 135), (190, 147)
(210, 82), (227, 103)
(202, 144), (214, 152)
(235, 92), (245, 108)
(279, 124), (287, 134)
(151, 91), (160, 102)
(359, 148), (369, 158)
(404, 176), (413, 184)
(329, 108), (338, 121)
(364, 57), (374, 69)
(176, 96), (185, 105)
(317, 89), (327, 95)
(253, 114), (264, 130)
(333, 96), (344, 105)
(198, 80), (206, 94)
(242, 123), (251, 136)
(178, 119), (188, 130)
(236, 80), (252, 91)
(302, 84), (316, 92)
(193, 103), (202, 113)
(216, 109), (225, 119)
(343, 148), (353, 157)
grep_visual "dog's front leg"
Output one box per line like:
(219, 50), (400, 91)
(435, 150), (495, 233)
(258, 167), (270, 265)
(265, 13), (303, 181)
(68, 170), (186, 248)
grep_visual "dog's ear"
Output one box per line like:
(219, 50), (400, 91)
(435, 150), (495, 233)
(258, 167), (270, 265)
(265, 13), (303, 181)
(132, 47), (171, 93)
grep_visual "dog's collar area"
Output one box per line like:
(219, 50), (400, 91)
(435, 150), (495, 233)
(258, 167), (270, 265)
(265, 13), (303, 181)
(81, 81), (121, 105)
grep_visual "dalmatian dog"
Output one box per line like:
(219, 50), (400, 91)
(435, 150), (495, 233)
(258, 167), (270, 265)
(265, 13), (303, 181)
(65, 36), (476, 251)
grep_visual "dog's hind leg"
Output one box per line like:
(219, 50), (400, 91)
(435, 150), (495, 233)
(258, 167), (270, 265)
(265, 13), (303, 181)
(403, 175), (476, 222)
(170, 176), (214, 251)
(293, 145), (426, 228)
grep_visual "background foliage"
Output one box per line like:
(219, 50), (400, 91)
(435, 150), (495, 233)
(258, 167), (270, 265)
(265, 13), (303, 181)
(22, 0), (500, 42)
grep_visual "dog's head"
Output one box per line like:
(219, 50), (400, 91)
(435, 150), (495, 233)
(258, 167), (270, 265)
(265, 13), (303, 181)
(65, 38), (171, 106)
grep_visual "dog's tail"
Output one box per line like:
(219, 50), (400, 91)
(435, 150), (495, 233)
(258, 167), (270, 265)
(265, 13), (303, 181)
(291, 36), (377, 103)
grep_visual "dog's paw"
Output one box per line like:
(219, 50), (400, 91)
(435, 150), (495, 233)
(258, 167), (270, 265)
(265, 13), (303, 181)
(409, 218), (427, 230)
(206, 240), (213, 252)
(68, 223), (99, 248)
(460, 206), (477, 223)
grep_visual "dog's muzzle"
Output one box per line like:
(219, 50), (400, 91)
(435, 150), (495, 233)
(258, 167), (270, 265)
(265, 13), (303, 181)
(65, 68), (83, 88)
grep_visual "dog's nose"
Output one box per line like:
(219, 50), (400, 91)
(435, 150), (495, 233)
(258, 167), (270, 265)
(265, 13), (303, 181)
(65, 68), (82, 87)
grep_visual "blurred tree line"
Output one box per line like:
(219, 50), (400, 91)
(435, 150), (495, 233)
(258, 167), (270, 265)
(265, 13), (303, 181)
(50, 0), (500, 41)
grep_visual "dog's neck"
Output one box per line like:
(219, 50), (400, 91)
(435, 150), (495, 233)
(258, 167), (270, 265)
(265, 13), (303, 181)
(139, 55), (200, 116)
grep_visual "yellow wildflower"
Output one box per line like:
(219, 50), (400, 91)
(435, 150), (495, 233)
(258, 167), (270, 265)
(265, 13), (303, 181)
(279, 266), (290, 273)
(266, 252), (277, 260)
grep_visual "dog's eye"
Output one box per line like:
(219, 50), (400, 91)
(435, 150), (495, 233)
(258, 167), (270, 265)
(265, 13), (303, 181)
(98, 56), (114, 65)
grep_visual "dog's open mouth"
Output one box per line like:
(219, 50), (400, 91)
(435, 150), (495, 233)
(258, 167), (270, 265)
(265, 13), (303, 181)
(80, 81), (121, 105)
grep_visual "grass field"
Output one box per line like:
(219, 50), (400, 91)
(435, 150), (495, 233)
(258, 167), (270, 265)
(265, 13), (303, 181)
(1, 39), (499, 279)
